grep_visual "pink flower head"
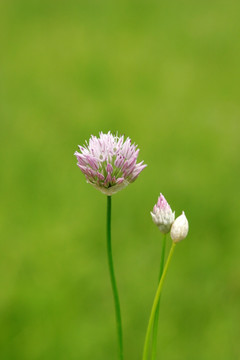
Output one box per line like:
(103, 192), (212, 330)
(151, 193), (175, 234)
(74, 131), (147, 195)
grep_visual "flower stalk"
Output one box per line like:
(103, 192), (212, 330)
(106, 196), (123, 360)
(142, 242), (176, 360)
(151, 234), (167, 360)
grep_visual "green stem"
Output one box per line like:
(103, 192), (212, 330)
(106, 196), (123, 360)
(142, 242), (176, 360)
(151, 234), (167, 360)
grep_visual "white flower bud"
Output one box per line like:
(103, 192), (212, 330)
(170, 211), (189, 243)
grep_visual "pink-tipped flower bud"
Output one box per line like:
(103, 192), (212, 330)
(151, 193), (175, 234)
(170, 211), (189, 243)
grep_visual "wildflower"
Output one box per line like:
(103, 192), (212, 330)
(170, 211), (189, 242)
(151, 194), (175, 233)
(74, 131), (147, 195)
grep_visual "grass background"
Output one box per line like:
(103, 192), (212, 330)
(1, 0), (240, 359)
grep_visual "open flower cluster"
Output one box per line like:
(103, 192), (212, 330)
(74, 131), (147, 195)
(151, 193), (189, 242)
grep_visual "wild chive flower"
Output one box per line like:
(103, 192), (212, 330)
(151, 193), (175, 234)
(74, 131), (147, 360)
(143, 207), (189, 360)
(150, 193), (174, 360)
(170, 211), (189, 242)
(74, 131), (147, 195)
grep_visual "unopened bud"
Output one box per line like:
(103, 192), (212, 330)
(170, 211), (189, 243)
(151, 193), (175, 234)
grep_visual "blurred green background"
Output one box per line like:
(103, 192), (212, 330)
(1, 0), (240, 359)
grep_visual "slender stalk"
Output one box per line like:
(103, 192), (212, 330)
(151, 234), (167, 360)
(142, 242), (176, 360)
(106, 195), (123, 360)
